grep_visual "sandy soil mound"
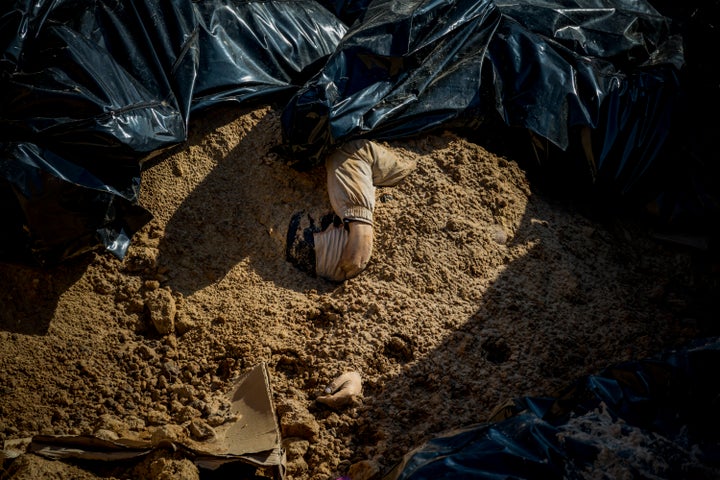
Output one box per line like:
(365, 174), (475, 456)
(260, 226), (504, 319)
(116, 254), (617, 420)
(1, 104), (717, 479)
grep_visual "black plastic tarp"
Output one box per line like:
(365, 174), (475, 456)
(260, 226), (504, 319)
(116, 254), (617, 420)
(1, 0), (715, 267)
(290, 0), (720, 238)
(383, 337), (720, 479)
(191, 0), (347, 111)
(281, 0), (684, 196)
(0, 0), (345, 266)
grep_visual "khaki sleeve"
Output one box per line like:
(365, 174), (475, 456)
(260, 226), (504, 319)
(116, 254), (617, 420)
(325, 139), (416, 224)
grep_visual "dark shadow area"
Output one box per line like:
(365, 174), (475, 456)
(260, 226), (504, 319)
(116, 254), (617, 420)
(0, 255), (91, 335)
(152, 104), (337, 297)
(358, 189), (720, 476)
(381, 337), (720, 479)
(0, 450), (278, 480)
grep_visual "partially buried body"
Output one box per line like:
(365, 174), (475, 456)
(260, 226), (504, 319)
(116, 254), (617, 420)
(314, 139), (416, 282)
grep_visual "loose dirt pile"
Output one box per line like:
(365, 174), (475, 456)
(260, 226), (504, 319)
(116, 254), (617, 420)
(0, 104), (716, 479)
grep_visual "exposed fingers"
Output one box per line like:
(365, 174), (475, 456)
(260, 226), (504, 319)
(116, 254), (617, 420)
(317, 371), (363, 409)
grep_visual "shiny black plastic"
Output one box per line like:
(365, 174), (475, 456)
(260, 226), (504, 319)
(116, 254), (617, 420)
(280, 0), (684, 198)
(1, 0), (714, 266)
(384, 337), (720, 479)
(0, 0), (345, 266)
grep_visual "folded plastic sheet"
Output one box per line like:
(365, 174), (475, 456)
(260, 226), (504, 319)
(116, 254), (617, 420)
(280, 0), (684, 198)
(0, 0), (197, 265)
(383, 337), (720, 479)
(191, 0), (347, 111)
(0, 0), (345, 266)
(0, 142), (153, 266)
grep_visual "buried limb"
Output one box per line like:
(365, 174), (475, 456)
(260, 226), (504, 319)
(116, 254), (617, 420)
(286, 139), (416, 281)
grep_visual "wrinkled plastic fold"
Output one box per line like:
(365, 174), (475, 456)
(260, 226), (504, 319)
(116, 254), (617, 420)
(0, 0), (345, 266)
(281, 0), (684, 200)
(0, 0), (711, 266)
(384, 337), (720, 479)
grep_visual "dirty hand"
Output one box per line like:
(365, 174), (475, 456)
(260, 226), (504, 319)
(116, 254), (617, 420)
(339, 221), (373, 279)
(313, 221), (372, 282)
(316, 371), (363, 409)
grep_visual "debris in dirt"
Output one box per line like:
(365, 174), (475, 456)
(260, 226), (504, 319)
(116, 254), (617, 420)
(0, 437), (31, 460)
(145, 288), (177, 335)
(384, 335), (414, 362)
(11, 363), (285, 477)
(277, 402), (321, 441)
(348, 459), (381, 480)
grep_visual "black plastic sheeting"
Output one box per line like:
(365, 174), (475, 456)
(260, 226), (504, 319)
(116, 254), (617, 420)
(300, 0), (719, 237)
(282, 0), (684, 189)
(383, 337), (720, 480)
(191, 0), (347, 111)
(0, 0), (345, 266)
(0, 0), (716, 266)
